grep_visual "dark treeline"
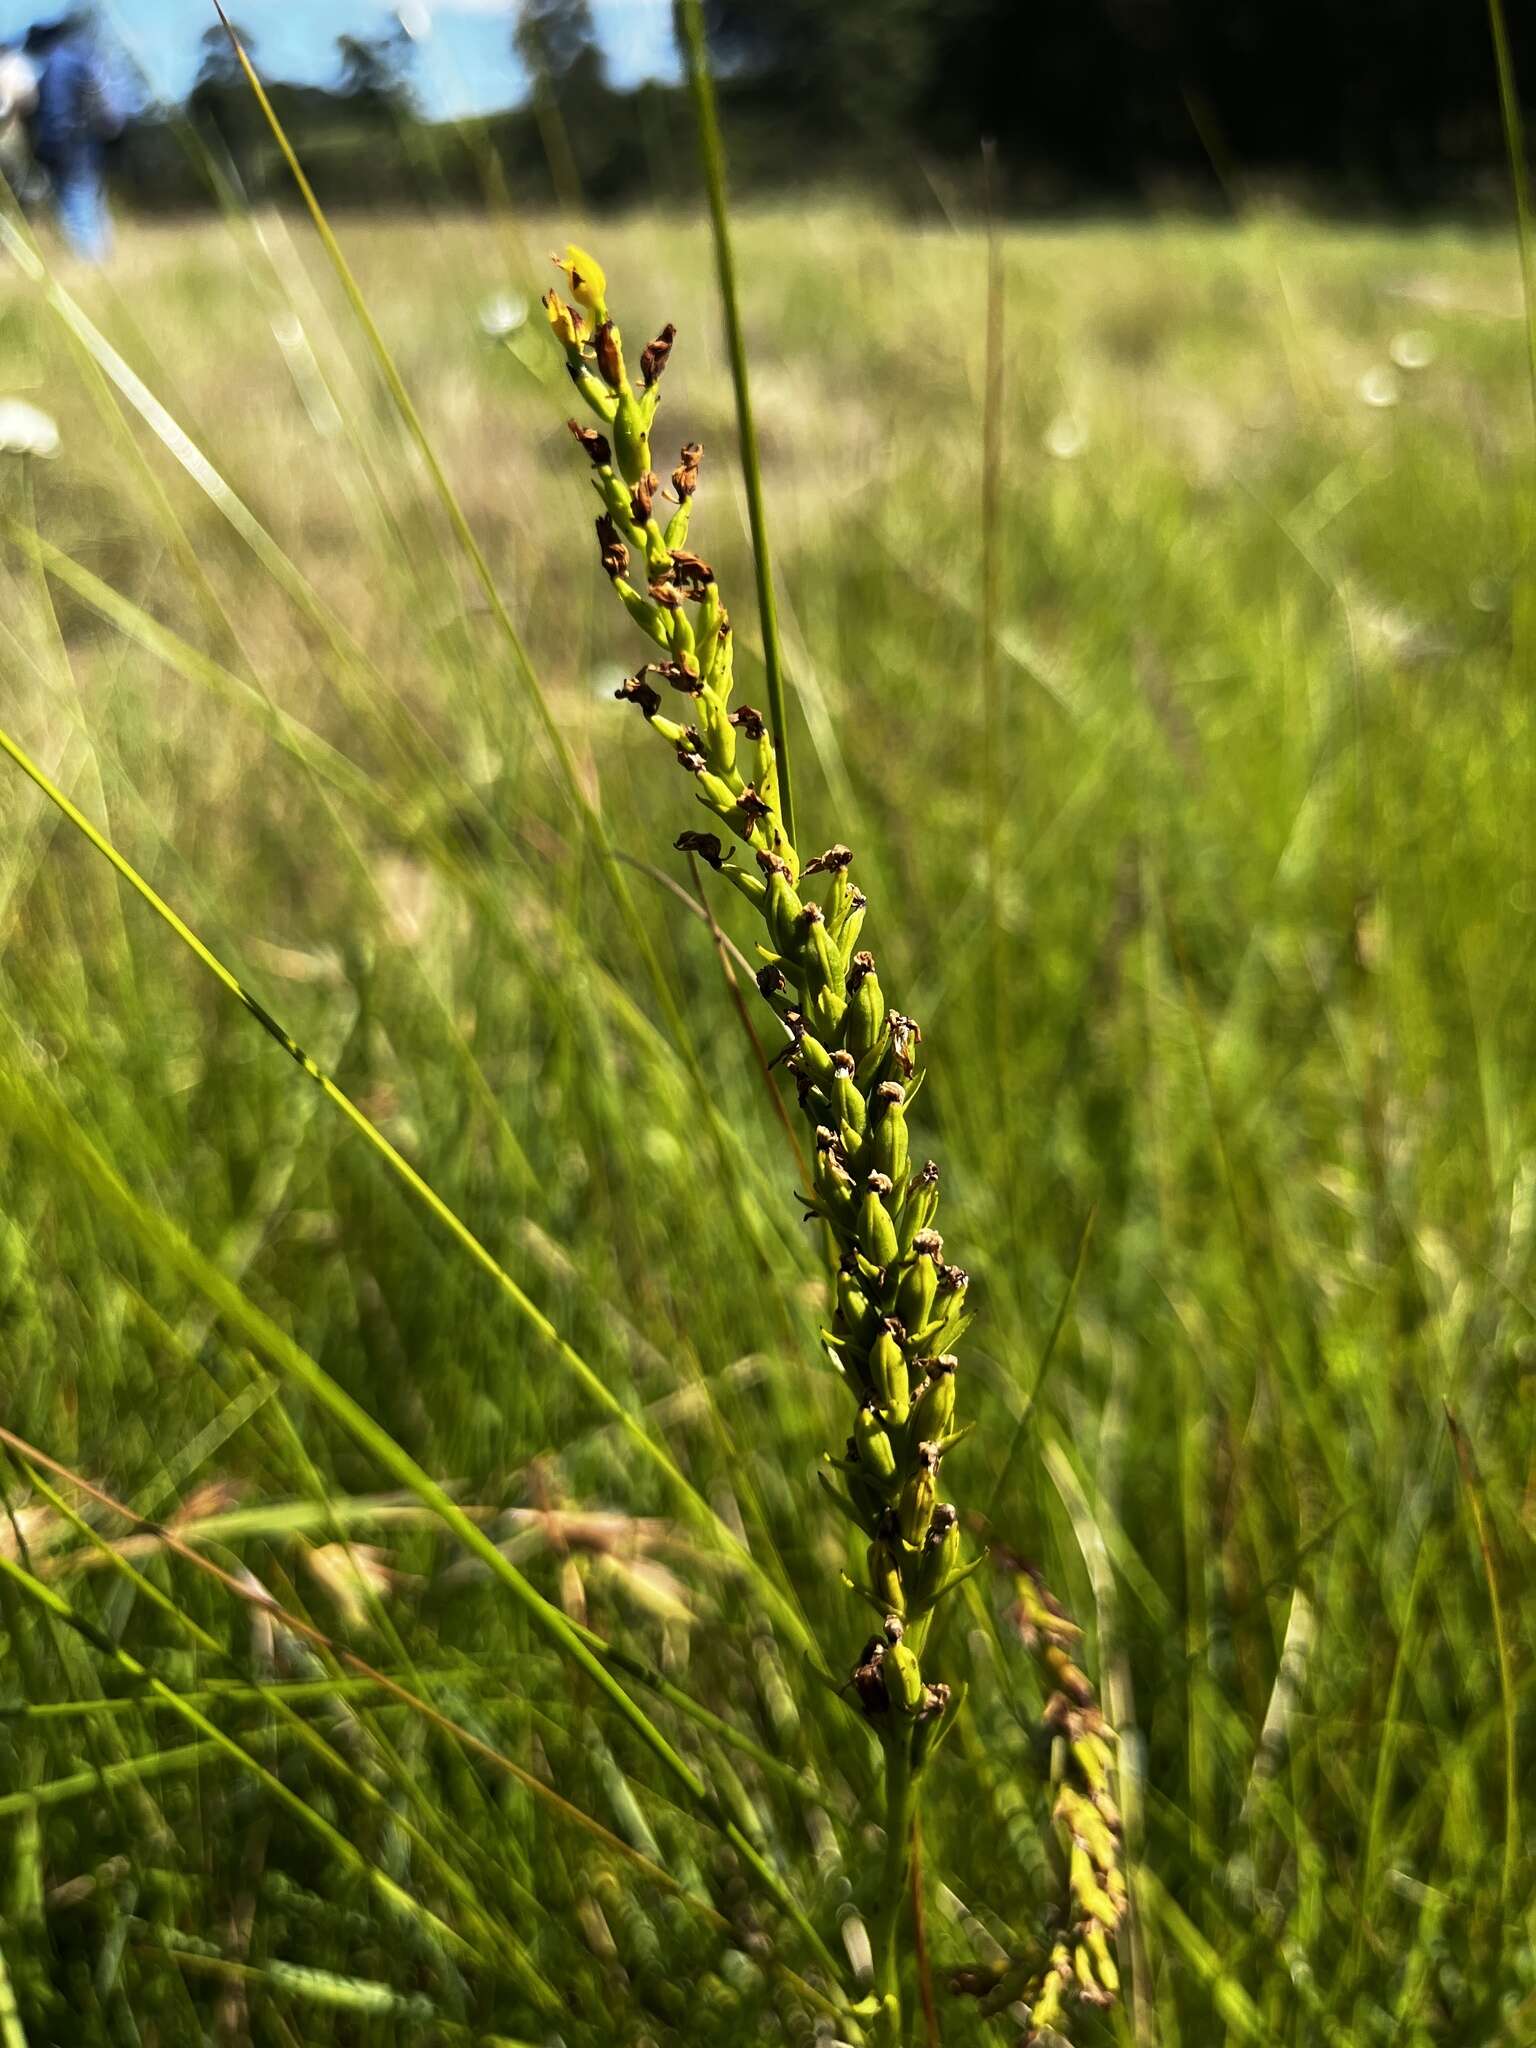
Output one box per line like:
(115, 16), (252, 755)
(115, 2), (1535, 216)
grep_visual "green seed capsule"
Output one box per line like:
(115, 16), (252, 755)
(813, 1130), (857, 1219)
(615, 578), (673, 649)
(898, 1163), (941, 1252)
(798, 905), (843, 995)
(759, 858), (803, 956)
(809, 985), (846, 1044)
(871, 1081), (910, 1189)
(831, 1054), (867, 1138)
(794, 1025), (835, 1084)
(896, 1252), (938, 1334)
(909, 1354), (957, 1443)
(832, 889), (867, 968)
(698, 695), (737, 778)
(853, 1401), (898, 1486)
(870, 1326), (910, 1425)
(612, 388), (652, 480)
(867, 1517), (905, 1613)
(843, 950), (886, 1062)
(843, 1448), (888, 1526)
(908, 1679), (953, 1766)
(899, 1441), (941, 1545)
(883, 1626), (925, 1714)
(836, 1263), (877, 1347)
(910, 1502), (959, 1610)
(857, 1173), (900, 1269)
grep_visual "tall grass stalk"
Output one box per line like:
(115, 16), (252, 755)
(544, 244), (1125, 2043)
(675, 0), (796, 843)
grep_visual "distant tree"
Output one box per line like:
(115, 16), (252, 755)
(190, 19), (248, 93)
(514, 0), (603, 91)
(513, 0), (607, 207)
(336, 30), (415, 123)
(704, 0), (938, 163)
(187, 19), (269, 181)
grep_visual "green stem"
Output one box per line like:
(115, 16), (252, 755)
(872, 1735), (917, 2044)
(676, 0), (797, 845)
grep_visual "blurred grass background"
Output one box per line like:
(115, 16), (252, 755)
(2, 202), (1535, 2042)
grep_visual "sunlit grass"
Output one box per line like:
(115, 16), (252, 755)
(1, 198), (1534, 2042)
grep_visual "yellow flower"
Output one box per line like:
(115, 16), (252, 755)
(542, 289), (584, 351)
(552, 243), (607, 318)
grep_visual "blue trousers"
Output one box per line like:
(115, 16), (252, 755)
(50, 159), (111, 263)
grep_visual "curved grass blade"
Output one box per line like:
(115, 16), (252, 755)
(0, 1544), (480, 1969)
(0, 714), (820, 1653)
(0, 1056), (846, 1989)
(1444, 1404), (1520, 1913)
(9, 1455), (555, 2003)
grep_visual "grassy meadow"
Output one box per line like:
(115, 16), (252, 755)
(2, 200), (1535, 2044)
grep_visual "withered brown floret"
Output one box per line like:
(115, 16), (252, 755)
(593, 320), (624, 392)
(672, 440), (701, 499)
(675, 830), (725, 868)
(567, 419), (611, 467)
(595, 514), (628, 581)
(640, 323), (676, 388)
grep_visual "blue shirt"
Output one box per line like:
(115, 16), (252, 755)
(32, 35), (121, 170)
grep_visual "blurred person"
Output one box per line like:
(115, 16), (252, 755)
(0, 44), (39, 187)
(24, 12), (124, 263)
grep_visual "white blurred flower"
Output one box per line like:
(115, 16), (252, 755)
(0, 1504), (55, 1558)
(1357, 365), (1400, 409)
(479, 291), (528, 339)
(0, 399), (59, 458)
(306, 1542), (419, 1632)
(1042, 412), (1087, 460)
(1390, 328), (1436, 371)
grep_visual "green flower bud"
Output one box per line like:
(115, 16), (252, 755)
(870, 1323), (910, 1425)
(899, 1441), (941, 1545)
(857, 1172), (900, 1269)
(909, 1353), (957, 1443)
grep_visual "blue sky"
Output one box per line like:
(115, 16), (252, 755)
(0, 2), (679, 119)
